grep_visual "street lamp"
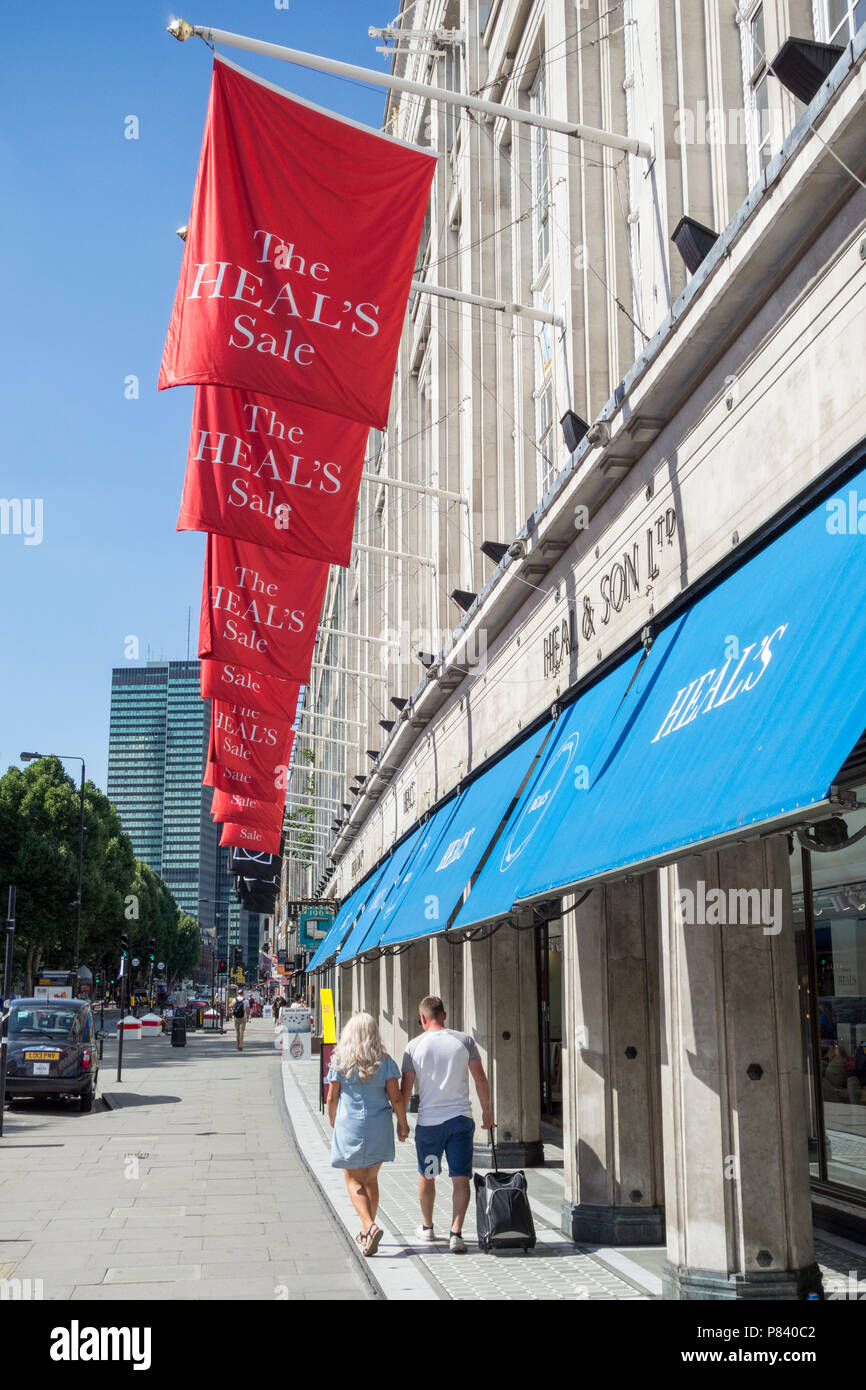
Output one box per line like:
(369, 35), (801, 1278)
(21, 752), (85, 994)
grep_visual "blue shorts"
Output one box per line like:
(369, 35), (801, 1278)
(415, 1114), (475, 1179)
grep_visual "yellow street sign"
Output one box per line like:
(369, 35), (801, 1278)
(320, 988), (336, 1045)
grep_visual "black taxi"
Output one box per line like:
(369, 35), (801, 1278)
(4, 998), (100, 1110)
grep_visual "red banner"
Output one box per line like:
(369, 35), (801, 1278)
(208, 700), (295, 800)
(178, 386), (368, 566)
(200, 658), (300, 722)
(210, 787), (286, 830)
(158, 58), (436, 428)
(204, 759), (278, 801)
(199, 531), (328, 682)
(220, 821), (282, 855)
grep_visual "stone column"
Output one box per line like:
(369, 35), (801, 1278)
(379, 953), (395, 1057)
(431, 937), (463, 1029)
(561, 876), (666, 1244)
(393, 942), (430, 1097)
(361, 958), (379, 1021)
(464, 921), (542, 1168)
(658, 836), (820, 1299)
(337, 964), (353, 1032)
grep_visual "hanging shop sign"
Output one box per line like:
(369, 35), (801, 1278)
(220, 822), (282, 852)
(229, 846), (283, 878)
(199, 531), (329, 683)
(178, 385), (369, 566)
(210, 787), (286, 830)
(158, 57), (436, 428)
(299, 904), (336, 951)
(206, 702), (296, 801)
(200, 660), (300, 722)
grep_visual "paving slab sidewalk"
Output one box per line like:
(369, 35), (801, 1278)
(282, 1054), (659, 1300)
(0, 1018), (371, 1301)
(281, 1052), (866, 1302)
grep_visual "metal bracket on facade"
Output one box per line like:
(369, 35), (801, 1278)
(829, 784), (866, 810)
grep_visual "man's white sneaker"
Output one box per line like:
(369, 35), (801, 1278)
(449, 1231), (467, 1253)
(416, 1225), (435, 1241)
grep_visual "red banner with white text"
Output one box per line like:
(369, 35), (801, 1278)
(178, 385), (368, 566)
(200, 658), (300, 723)
(210, 787), (286, 830)
(207, 700), (295, 801)
(159, 58), (436, 428)
(204, 759), (278, 801)
(199, 531), (328, 683)
(219, 821), (283, 856)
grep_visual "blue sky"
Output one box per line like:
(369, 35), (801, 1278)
(0, 1), (394, 791)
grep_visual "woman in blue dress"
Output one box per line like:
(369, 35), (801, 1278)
(326, 1012), (409, 1256)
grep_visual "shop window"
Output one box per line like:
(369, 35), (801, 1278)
(537, 920), (563, 1125)
(793, 785), (866, 1195)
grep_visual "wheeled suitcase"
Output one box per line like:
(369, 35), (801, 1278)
(473, 1130), (536, 1252)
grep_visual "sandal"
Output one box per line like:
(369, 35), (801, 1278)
(362, 1224), (383, 1257)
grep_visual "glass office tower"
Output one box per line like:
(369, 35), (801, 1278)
(107, 660), (241, 956)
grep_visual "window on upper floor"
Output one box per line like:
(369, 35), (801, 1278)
(529, 65), (550, 280)
(740, 1), (773, 184)
(535, 373), (555, 498)
(819, 0), (866, 43)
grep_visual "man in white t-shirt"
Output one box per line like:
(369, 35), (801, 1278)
(401, 995), (495, 1253)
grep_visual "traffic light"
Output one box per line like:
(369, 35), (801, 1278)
(120, 932), (129, 955)
(232, 946), (243, 969)
(148, 938), (156, 964)
(218, 958), (227, 972)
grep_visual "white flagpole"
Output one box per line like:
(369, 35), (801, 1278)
(167, 20), (652, 159)
(352, 541), (436, 569)
(410, 279), (564, 327)
(361, 472), (467, 505)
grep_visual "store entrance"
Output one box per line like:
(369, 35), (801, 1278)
(537, 919), (564, 1127)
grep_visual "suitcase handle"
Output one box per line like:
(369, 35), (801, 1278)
(489, 1126), (498, 1172)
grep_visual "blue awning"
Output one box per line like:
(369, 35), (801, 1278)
(335, 825), (428, 963)
(453, 466), (866, 926)
(307, 880), (373, 972)
(368, 728), (551, 953)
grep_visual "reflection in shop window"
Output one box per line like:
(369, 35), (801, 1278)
(793, 784), (866, 1194)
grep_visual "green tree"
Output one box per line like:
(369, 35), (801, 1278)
(122, 859), (183, 995)
(0, 757), (135, 993)
(169, 913), (201, 985)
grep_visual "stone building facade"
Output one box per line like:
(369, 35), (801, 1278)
(286, 1), (866, 1297)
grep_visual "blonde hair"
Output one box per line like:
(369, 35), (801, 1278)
(332, 1012), (388, 1082)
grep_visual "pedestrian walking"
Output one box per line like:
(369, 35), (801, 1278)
(232, 991), (250, 1050)
(326, 1012), (409, 1257)
(401, 995), (495, 1253)
(273, 994), (285, 1035)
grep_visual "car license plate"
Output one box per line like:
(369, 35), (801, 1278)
(24, 1051), (59, 1060)
(31, 1062), (51, 1075)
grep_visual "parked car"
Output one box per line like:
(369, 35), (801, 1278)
(4, 998), (100, 1111)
